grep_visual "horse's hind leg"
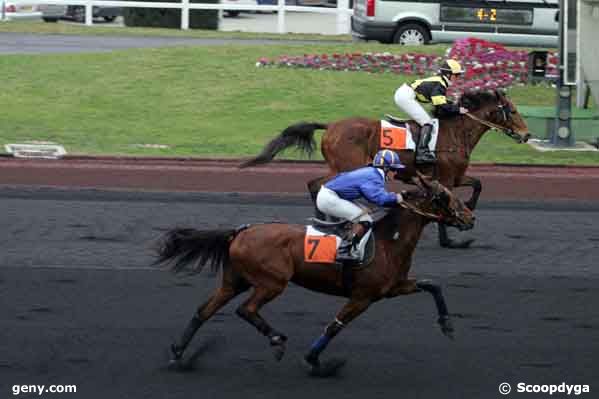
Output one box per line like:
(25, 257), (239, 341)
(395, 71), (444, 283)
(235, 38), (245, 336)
(170, 274), (249, 366)
(236, 285), (287, 361)
(303, 298), (372, 377)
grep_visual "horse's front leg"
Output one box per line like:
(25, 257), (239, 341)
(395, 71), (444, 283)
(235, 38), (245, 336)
(303, 298), (372, 377)
(457, 175), (482, 211)
(388, 279), (454, 340)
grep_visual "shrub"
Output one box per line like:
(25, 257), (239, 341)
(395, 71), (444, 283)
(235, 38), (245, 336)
(123, 0), (218, 30)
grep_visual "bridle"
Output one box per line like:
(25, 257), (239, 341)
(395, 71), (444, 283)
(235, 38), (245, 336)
(398, 189), (456, 223)
(464, 102), (525, 143)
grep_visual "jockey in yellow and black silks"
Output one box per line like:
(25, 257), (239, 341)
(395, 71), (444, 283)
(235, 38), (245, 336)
(394, 59), (469, 164)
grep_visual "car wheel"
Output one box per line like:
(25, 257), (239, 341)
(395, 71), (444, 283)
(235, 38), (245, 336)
(103, 16), (116, 22)
(392, 23), (430, 45)
(42, 17), (59, 23)
(72, 6), (85, 23)
(225, 10), (240, 17)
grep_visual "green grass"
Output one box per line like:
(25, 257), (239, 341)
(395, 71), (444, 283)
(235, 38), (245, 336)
(0, 22), (597, 165)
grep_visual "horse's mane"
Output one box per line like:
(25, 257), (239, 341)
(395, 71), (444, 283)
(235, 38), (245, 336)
(459, 91), (500, 110)
(432, 90), (500, 119)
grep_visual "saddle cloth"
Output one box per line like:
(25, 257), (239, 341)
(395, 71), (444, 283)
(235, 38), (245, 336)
(304, 225), (373, 265)
(380, 119), (439, 152)
(304, 226), (343, 263)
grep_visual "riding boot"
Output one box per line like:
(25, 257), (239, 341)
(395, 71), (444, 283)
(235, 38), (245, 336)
(336, 222), (369, 262)
(416, 123), (437, 164)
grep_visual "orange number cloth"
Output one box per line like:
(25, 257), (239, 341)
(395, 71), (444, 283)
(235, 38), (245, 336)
(304, 235), (337, 263)
(380, 126), (408, 150)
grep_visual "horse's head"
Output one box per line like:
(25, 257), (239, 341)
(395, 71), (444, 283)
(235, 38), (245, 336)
(408, 172), (475, 231)
(460, 90), (531, 143)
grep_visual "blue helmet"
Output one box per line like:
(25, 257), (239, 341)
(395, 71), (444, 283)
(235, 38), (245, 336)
(372, 150), (405, 171)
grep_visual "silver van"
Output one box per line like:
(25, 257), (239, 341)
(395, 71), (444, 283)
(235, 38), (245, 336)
(351, 0), (559, 47)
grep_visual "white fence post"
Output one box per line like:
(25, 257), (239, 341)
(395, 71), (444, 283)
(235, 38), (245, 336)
(277, 0), (285, 34)
(337, 0), (349, 35)
(1, 0), (6, 21)
(85, 0), (93, 25)
(181, 0), (189, 30)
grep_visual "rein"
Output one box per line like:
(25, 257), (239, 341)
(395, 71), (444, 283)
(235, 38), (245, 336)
(398, 200), (442, 221)
(464, 112), (508, 132)
(464, 112), (523, 142)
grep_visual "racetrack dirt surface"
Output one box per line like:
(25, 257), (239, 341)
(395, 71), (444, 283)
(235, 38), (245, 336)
(0, 182), (598, 399)
(1, 157), (599, 201)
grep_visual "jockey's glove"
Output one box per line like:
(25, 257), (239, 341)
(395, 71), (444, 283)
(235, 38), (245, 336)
(396, 193), (404, 204)
(459, 107), (469, 114)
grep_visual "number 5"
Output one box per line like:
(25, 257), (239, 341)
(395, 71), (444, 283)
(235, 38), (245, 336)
(382, 130), (394, 147)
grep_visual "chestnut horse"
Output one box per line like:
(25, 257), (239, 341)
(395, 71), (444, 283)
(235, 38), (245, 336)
(156, 175), (474, 377)
(240, 90), (530, 248)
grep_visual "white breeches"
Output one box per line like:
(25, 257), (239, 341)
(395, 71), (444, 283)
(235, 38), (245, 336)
(394, 84), (433, 126)
(316, 187), (373, 223)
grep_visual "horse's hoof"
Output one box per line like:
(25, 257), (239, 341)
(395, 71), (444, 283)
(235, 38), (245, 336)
(442, 238), (474, 249)
(303, 357), (347, 378)
(272, 342), (286, 361)
(168, 357), (185, 371)
(438, 317), (455, 340)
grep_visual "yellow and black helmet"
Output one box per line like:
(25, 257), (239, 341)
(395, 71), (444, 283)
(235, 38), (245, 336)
(439, 59), (464, 75)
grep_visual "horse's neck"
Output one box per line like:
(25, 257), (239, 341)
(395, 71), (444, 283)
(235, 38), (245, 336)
(374, 207), (428, 277)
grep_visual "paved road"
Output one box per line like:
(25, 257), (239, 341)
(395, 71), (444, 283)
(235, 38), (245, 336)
(0, 31), (343, 54)
(0, 12), (343, 54)
(0, 187), (597, 398)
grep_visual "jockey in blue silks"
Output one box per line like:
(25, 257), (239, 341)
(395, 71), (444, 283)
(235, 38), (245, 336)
(316, 149), (406, 261)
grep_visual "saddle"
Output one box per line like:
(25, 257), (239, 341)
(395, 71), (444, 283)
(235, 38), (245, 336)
(305, 208), (388, 296)
(381, 115), (439, 152)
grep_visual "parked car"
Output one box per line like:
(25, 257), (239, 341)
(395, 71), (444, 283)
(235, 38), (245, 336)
(351, 0), (559, 47)
(2, 1), (40, 20)
(63, 5), (122, 22)
(37, 4), (69, 22)
(223, 0), (257, 17)
(34, 4), (122, 23)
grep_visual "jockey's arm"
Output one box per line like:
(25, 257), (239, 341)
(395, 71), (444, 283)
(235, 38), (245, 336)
(430, 85), (460, 114)
(359, 181), (400, 207)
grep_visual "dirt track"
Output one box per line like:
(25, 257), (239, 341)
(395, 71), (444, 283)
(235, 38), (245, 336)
(1, 157), (599, 201)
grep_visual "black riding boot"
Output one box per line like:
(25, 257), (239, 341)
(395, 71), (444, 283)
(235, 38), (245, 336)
(336, 222), (370, 262)
(416, 123), (436, 164)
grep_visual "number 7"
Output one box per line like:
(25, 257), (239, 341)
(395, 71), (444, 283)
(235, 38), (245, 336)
(307, 238), (320, 259)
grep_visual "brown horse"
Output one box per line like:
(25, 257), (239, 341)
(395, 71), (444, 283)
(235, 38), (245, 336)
(155, 175), (474, 377)
(240, 90), (530, 248)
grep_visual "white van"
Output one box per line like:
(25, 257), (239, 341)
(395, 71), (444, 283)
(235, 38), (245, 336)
(351, 0), (559, 47)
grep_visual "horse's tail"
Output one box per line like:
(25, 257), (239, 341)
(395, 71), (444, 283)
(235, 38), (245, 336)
(239, 122), (328, 168)
(154, 227), (239, 274)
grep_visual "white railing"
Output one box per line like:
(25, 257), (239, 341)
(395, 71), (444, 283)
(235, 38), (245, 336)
(2, 0), (353, 34)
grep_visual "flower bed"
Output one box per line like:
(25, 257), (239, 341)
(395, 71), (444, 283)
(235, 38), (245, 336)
(256, 37), (558, 99)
